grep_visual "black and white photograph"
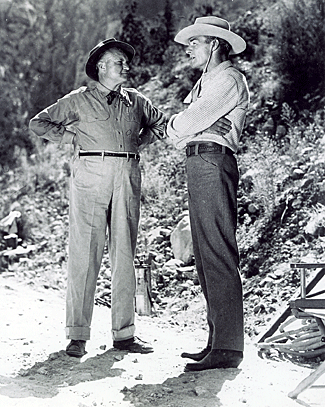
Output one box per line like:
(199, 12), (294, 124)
(0, 0), (324, 406)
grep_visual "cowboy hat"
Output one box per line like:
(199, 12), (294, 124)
(85, 38), (135, 81)
(174, 16), (246, 55)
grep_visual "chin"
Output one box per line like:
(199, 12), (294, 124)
(190, 61), (200, 70)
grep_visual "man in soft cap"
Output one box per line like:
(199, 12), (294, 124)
(29, 38), (166, 356)
(167, 17), (250, 371)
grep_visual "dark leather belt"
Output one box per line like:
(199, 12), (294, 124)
(186, 142), (233, 157)
(79, 151), (140, 161)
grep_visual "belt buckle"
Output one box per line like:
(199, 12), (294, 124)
(186, 144), (199, 157)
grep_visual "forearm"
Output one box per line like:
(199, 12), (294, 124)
(139, 107), (167, 148)
(166, 114), (195, 147)
(167, 73), (240, 141)
(29, 112), (66, 143)
(29, 96), (79, 144)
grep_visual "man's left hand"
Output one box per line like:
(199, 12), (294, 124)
(207, 117), (232, 136)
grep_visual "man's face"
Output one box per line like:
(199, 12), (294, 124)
(186, 36), (211, 70)
(101, 49), (130, 85)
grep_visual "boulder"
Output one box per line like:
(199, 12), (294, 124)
(170, 215), (193, 263)
(304, 206), (325, 236)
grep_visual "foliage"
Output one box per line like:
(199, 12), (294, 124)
(0, 0), (120, 169)
(265, 0), (325, 112)
(0, 0), (38, 168)
(232, 9), (267, 62)
(188, 0), (271, 23)
(117, 2), (148, 66)
(117, 0), (176, 85)
(239, 137), (290, 220)
(237, 108), (325, 276)
(140, 140), (187, 224)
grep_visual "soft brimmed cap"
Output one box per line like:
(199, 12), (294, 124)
(85, 38), (135, 81)
(174, 16), (246, 55)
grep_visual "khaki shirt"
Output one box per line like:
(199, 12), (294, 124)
(29, 84), (166, 153)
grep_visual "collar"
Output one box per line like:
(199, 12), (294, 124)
(92, 83), (132, 106)
(183, 60), (233, 104)
(201, 60), (233, 81)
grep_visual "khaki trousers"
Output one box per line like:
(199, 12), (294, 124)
(65, 155), (141, 341)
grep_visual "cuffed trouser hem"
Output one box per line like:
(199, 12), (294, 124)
(112, 324), (135, 341)
(66, 326), (90, 341)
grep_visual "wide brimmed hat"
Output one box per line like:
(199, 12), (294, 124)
(85, 38), (135, 81)
(174, 16), (246, 55)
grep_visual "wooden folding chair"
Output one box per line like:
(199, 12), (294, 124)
(288, 263), (325, 399)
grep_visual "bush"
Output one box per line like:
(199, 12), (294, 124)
(266, 0), (325, 112)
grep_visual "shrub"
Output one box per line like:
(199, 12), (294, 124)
(266, 0), (325, 112)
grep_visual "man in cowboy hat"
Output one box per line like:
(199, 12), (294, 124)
(29, 38), (166, 356)
(166, 16), (250, 371)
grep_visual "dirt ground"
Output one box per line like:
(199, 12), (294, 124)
(1, 272), (325, 407)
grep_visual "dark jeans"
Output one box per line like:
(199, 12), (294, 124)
(187, 152), (244, 352)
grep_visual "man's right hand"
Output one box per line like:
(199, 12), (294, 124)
(207, 117), (232, 136)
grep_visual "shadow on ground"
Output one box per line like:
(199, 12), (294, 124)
(0, 347), (126, 399)
(121, 367), (241, 407)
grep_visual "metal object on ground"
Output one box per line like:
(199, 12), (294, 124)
(135, 265), (152, 316)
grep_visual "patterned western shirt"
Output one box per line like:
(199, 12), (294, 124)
(166, 60), (249, 152)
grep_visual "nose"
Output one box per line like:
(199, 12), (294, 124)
(186, 46), (192, 55)
(122, 61), (129, 70)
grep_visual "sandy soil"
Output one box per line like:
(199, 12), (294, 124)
(0, 272), (324, 407)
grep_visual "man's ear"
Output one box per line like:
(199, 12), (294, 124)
(211, 39), (219, 52)
(97, 62), (106, 72)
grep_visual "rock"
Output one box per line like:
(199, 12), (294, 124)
(48, 352), (60, 360)
(241, 168), (260, 190)
(305, 207), (325, 236)
(194, 386), (209, 396)
(248, 203), (258, 214)
(292, 168), (305, 180)
(18, 369), (29, 377)
(254, 303), (266, 314)
(301, 177), (313, 189)
(170, 215), (193, 263)
(147, 227), (166, 245)
(164, 258), (184, 269)
(37, 367), (48, 375)
(315, 180), (325, 205)
(275, 124), (287, 137)
(162, 386), (173, 393)
(262, 117), (275, 136)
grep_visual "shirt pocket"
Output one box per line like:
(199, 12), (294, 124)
(84, 110), (110, 122)
(123, 107), (141, 124)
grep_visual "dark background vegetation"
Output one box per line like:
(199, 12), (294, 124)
(1, 0), (325, 335)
